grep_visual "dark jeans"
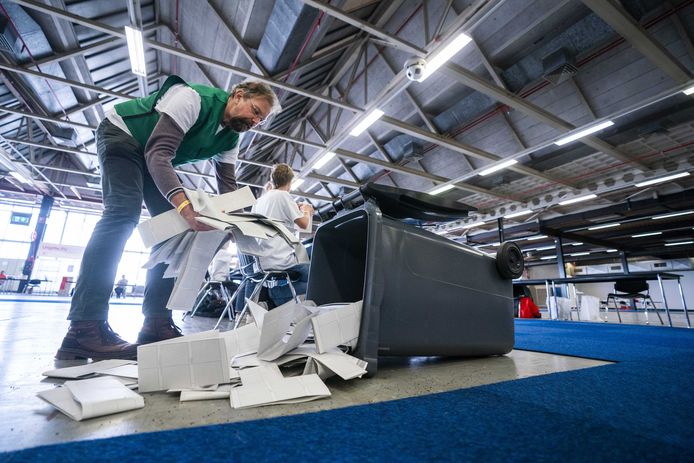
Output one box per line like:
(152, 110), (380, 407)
(68, 120), (174, 321)
(243, 263), (309, 308)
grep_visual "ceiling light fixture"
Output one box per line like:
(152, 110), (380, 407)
(558, 194), (597, 206)
(521, 235), (547, 241)
(313, 152), (336, 169)
(429, 184), (455, 195)
(478, 159), (518, 176)
(571, 242), (584, 246)
(605, 249), (619, 253)
(634, 172), (690, 187)
(683, 85), (694, 95)
(587, 223), (620, 230)
(665, 241), (694, 246)
(421, 33), (473, 81)
(9, 171), (31, 184)
(504, 209), (533, 219)
(124, 26), (147, 76)
(458, 221), (486, 229)
(569, 252), (590, 256)
(652, 210), (694, 220)
(631, 232), (662, 238)
(555, 121), (614, 146)
(540, 256), (556, 260)
(535, 245), (556, 251)
(349, 109), (384, 136)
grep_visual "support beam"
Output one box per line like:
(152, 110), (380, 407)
(301, 0), (427, 57)
(582, 0), (692, 83)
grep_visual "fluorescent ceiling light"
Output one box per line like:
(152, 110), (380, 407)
(635, 172), (690, 187)
(535, 245), (556, 251)
(559, 194), (597, 206)
(631, 232), (662, 238)
(569, 252), (590, 256)
(125, 26), (147, 76)
(504, 209), (533, 219)
(555, 120), (614, 146)
(421, 33), (472, 81)
(587, 223), (620, 230)
(540, 256), (556, 260)
(571, 242), (583, 246)
(515, 235), (547, 241)
(10, 171), (31, 184)
(349, 109), (384, 136)
(665, 241), (694, 246)
(479, 159), (518, 176)
(652, 210), (694, 220)
(291, 179), (304, 190)
(459, 221), (485, 229)
(683, 85), (694, 95)
(313, 152), (336, 169)
(429, 184), (455, 195)
(606, 249), (619, 253)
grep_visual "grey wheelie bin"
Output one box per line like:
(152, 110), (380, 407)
(306, 184), (523, 375)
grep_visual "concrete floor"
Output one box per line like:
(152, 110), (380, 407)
(0, 296), (614, 453)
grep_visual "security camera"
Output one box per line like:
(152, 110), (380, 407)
(404, 57), (427, 82)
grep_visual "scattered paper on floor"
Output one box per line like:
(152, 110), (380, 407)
(37, 376), (144, 421)
(137, 333), (229, 393)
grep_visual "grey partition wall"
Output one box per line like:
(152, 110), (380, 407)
(307, 201), (515, 375)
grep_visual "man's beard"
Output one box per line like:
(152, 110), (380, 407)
(228, 117), (253, 132)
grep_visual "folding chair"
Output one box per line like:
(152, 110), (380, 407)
(214, 254), (301, 330)
(183, 278), (233, 321)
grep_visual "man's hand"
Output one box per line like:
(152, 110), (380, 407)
(171, 191), (215, 231)
(179, 205), (216, 231)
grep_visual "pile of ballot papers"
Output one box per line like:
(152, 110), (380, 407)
(38, 299), (365, 420)
(136, 186), (308, 312)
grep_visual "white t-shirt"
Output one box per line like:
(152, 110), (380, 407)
(105, 84), (238, 163)
(252, 189), (303, 270)
(209, 248), (233, 281)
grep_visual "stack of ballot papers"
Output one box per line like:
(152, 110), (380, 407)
(37, 299), (367, 416)
(136, 186), (306, 312)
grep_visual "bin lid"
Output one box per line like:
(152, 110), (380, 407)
(360, 183), (476, 221)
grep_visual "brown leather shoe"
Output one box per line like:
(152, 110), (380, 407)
(56, 321), (138, 360)
(136, 317), (183, 345)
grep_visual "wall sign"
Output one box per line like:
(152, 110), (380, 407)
(10, 212), (32, 226)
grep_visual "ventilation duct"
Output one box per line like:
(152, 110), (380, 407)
(0, 14), (20, 54)
(542, 48), (578, 85)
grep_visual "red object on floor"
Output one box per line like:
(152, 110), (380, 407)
(519, 297), (542, 318)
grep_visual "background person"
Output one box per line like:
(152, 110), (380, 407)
(246, 163), (313, 307)
(114, 275), (128, 298)
(56, 76), (280, 361)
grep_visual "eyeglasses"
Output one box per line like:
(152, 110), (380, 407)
(249, 100), (268, 126)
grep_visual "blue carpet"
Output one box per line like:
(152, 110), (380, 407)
(3, 320), (694, 462)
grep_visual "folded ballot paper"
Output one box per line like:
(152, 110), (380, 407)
(137, 331), (230, 393)
(42, 359), (137, 379)
(37, 376), (144, 421)
(230, 364), (330, 409)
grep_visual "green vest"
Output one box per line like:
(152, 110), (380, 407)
(114, 75), (239, 166)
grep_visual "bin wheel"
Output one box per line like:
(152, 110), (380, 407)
(496, 242), (524, 279)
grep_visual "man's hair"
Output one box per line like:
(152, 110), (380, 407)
(271, 163), (294, 188)
(230, 80), (282, 115)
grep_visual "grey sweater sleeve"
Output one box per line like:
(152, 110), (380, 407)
(213, 159), (238, 194)
(144, 113), (186, 201)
